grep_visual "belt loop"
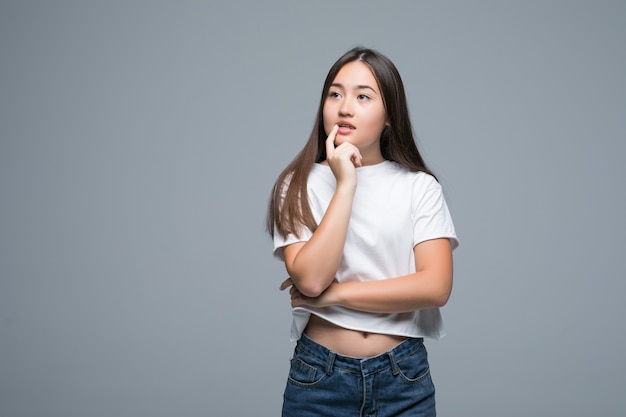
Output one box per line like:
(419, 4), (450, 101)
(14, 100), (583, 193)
(388, 350), (400, 376)
(325, 351), (336, 376)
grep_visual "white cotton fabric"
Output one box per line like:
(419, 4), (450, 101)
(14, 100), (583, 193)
(273, 160), (459, 342)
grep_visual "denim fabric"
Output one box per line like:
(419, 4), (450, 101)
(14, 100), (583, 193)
(282, 333), (436, 417)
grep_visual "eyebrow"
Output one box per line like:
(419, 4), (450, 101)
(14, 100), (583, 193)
(330, 83), (377, 93)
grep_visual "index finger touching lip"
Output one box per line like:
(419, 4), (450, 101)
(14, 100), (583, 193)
(326, 124), (339, 153)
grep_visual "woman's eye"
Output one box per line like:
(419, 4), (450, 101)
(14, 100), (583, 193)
(328, 91), (341, 99)
(357, 94), (370, 101)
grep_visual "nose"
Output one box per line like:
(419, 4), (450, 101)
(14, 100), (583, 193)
(339, 100), (354, 117)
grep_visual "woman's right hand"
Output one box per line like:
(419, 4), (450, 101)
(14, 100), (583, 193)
(326, 125), (362, 187)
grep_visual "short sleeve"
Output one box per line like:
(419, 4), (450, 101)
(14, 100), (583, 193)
(273, 226), (313, 261)
(271, 171), (316, 261)
(412, 176), (459, 250)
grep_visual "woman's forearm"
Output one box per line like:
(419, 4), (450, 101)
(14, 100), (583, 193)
(330, 271), (452, 313)
(285, 183), (356, 297)
(288, 238), (453, 311)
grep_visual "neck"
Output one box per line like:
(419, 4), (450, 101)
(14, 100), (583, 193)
(360, 150), (385, 166)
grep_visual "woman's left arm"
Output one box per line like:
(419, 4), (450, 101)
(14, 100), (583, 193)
(281, 237), (453, 313)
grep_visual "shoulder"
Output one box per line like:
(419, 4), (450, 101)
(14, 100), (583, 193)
(278, 163), (328, 193)
(386, 161), (439, 190)
(308, 163), (336, 187)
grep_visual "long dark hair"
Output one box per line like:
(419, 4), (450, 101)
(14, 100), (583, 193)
(267, 47), (434, 239)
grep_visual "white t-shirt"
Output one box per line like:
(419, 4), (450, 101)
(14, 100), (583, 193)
(273, 160), (459, 342)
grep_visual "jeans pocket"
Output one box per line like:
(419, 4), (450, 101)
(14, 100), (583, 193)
(394, 344), (432, 384)
(287, 352), (328, 387)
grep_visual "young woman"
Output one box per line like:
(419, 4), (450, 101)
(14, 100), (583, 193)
(267, 47), (459, 417)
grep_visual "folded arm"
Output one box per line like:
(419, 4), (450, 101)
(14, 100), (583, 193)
(283, 126), (362, 297)
(282, 238), (453, 313)
(283, 184), (355, 297)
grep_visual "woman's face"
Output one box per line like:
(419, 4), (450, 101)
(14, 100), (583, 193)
(323, 61), (388, 164)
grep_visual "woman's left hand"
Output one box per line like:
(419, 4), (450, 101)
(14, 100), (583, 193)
(280, 277), (336, 308)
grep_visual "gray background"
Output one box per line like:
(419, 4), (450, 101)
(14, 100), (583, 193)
(1, 1), (625, 416)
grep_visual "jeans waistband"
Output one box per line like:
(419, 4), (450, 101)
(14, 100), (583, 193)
(296, 333), (425, 377)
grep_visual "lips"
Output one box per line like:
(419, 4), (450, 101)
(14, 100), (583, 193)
(336, 121), (356, 134)
(337, 120), (355, 129)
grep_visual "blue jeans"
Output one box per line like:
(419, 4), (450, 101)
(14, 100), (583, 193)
(282, 333), (436, 417)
